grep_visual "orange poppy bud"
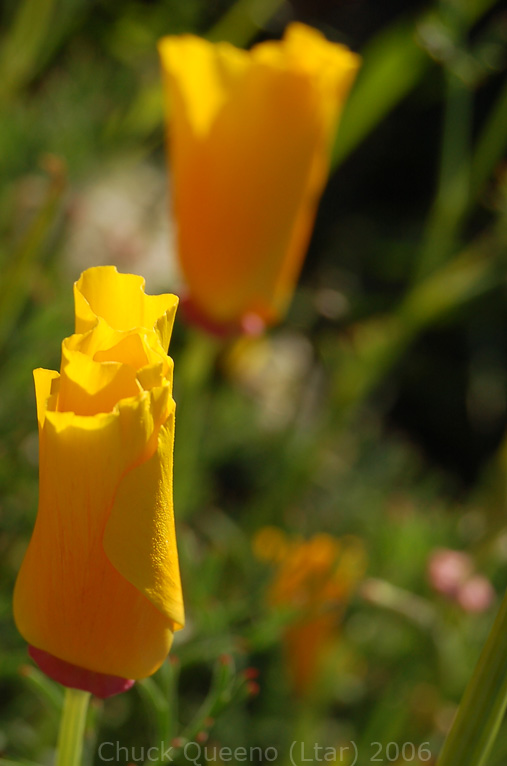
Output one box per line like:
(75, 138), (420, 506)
(159, 23), (360, 335)
(13, 267), (184, 696)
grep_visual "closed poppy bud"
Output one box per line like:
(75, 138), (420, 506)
(158, 22), (360, 335)
(13, 267), (184, 697)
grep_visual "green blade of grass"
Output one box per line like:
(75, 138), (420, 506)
(471, 75), (507, 196)
(0, 0), (56, 102)
(331, 0), (500, 170)
(206, 0), (285, 46)
(332, 17), (429, 169)
(437, 586), (507, 766)
(0, 158), (65, 354)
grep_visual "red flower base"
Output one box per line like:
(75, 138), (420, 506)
(180, 295), (265, 338)
(29, 646), (135, 699)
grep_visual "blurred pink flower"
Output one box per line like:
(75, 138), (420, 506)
(428, 549), (472, 597)
(427, 548), (494, 613)
(457, 576), (495, 613)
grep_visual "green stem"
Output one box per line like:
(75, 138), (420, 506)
(174, 329), (222, 519)
(206, 0), (285, 47)
(55, 688), (90, 766)
(470, 75), (507, 198)
(416, 61), (472, 279)
(437, 587), (507, 766)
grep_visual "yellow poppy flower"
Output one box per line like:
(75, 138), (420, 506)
(159, 23), (360, 334)
(14, 267), (184, 695)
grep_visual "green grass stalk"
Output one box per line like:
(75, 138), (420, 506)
(437, 586), (507, 766)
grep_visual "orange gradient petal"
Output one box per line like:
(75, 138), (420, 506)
(159, 23), (360, 329)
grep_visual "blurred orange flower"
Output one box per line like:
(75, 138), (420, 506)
(254, 527), (366, 695)
(159, 23), (360, 335)
(14, 267), (184, 697)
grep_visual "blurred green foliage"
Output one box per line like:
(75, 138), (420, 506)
(0, 0), (507, 764)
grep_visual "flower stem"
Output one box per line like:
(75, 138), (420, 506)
(55, 688), (90, 766)
(437, 587), (507, 766)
